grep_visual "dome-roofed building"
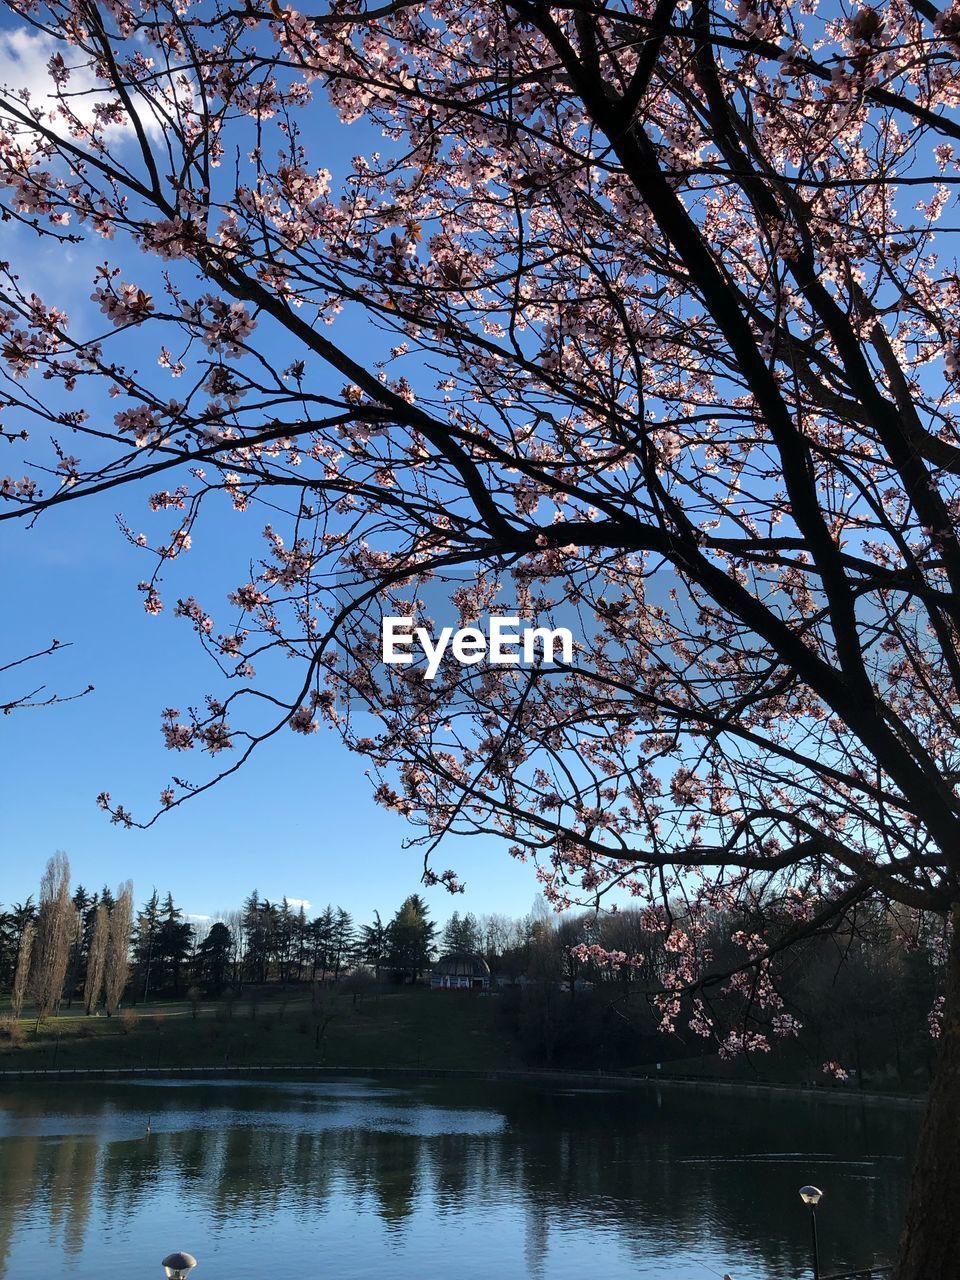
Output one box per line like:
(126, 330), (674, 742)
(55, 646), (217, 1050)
(430, 951), (491, 991)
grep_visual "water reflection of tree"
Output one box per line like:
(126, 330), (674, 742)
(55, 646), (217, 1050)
(50, 1137), (99, 1260)
(0, 1082), (920, 1279)
(484, 1083), (917, 1277)
(0, 1135), (41, 1275)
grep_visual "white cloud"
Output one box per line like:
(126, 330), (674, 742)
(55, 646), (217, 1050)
(186, 913), (213, 923)
(0, 28), (65, 111)
(285, 898), (312, 912)
(0, 28), (111, 129)
(0, 25), (172, 140)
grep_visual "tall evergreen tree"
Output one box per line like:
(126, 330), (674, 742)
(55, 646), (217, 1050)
(4, 899), (35, 994)
(0, 908), (13, 991)
(242, 891), (271, 985)
(294, 905), (308, 983)
(276, 898), (295, 986)
(64, 885), (93, 1008)
(194, 922), (233, 996)
(331, 909), (355, 980)
(441, 911), (483, 955)
(133, 889), (162, 1003)
(309, 907), (335, 981)
(157, 891), (192, 995)
(387, 895), (436, 984)
(359, 912), (388, 985)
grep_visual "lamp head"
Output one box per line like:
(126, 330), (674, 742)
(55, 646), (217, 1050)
(162, 1252), (198, 1278)
(799, 1185), (823, 1207)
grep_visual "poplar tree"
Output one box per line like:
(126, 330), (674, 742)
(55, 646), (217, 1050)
(31, 854), (73, 1025)
(84, 905), (109, 1017)
(11, 921), (33, 1021)
(104, 882), (134, 1017)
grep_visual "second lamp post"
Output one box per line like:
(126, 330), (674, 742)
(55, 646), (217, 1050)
(799, 1185), (823, 1280)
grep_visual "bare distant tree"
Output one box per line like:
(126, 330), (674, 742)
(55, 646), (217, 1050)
(11, 921), (33, 1020)
(84, 904), (109, 1016)
(221, 908), (246, 993)
(479, 914), (517, 965)
(103, 882), (134, 1017)
(311, 982), (339, 1053)
(31, 854), (73, 1025)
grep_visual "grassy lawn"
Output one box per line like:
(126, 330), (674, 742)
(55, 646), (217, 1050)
(0, 987), (522, 1073)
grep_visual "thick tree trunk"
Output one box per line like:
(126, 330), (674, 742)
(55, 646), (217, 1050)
(895, 906), (960, 1280)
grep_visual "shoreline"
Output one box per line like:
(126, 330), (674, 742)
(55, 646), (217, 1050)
(0, 1063), (927, 1108)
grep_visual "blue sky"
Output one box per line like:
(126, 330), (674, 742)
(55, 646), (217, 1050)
(1, 483), (543, 925)
(0, 18), (549, 930)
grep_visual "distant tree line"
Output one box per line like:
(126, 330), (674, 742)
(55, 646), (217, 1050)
(0, 856), (944, 1088)
(0, 856), (443, 1013)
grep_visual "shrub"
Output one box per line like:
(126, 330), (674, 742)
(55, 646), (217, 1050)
(0, 1018), (24, 1046)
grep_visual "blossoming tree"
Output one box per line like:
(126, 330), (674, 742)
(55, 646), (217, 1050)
(2, 0), (960, 1270)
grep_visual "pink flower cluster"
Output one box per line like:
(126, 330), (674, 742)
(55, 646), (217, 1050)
(182, 296), (257, 358)
(92, 280), (154, 326)
(821, 1061), (850, 1082)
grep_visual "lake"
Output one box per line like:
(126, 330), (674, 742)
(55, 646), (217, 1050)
(0, 1076), (921, 1280)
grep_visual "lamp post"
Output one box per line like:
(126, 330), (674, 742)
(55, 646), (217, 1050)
(161, 1251), (197, 1279)
(799, 1186), (823, 1280)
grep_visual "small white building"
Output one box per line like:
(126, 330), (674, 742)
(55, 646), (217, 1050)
(430, 952), (491, 991)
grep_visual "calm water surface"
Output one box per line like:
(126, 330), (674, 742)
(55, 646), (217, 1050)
(0, 1077), (920, 1280)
